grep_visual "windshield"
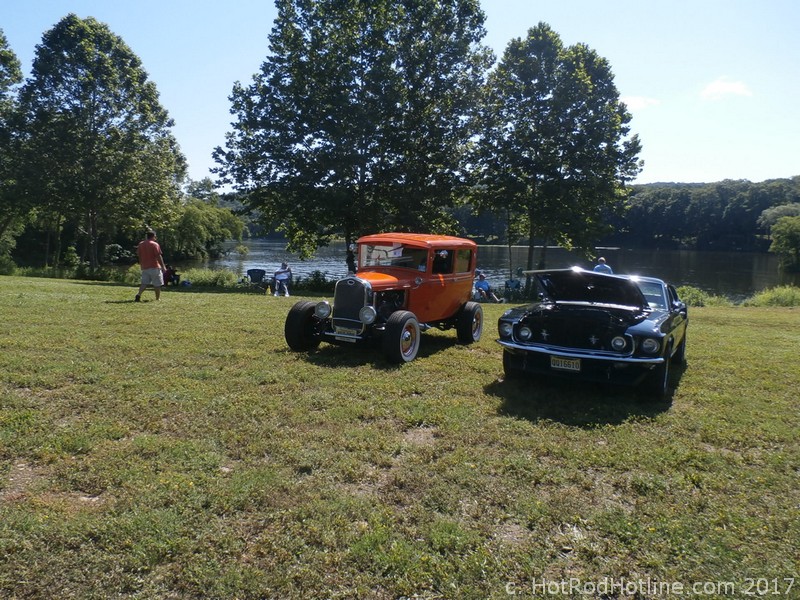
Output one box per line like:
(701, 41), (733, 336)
(635, 280), (668, 309)
(359, 244), (428, 271)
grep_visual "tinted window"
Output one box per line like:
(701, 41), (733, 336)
(432, 250), (453, 274)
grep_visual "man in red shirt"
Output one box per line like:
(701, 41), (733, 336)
(135, 230), (166, 301)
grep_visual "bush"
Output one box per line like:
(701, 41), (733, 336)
(676, 285), (733, 307)
(742, 285), (800, 307)
(103, 244), (134, 264)
(124, 264), (142, 285)
(0, 254), (16, 275)
(62, 247), (81, 269)
(181, 268), (238, 288)
(293, 270), (336, 293)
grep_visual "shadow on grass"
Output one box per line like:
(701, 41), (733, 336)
(74, 278), (334, 298)
(291, 330), (460, 370)
(485, 363), (687, 427)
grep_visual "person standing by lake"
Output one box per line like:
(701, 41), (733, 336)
(135, 230), (166, 302)
(593, 257), (613, 274)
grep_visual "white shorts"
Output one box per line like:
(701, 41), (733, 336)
(141, 267), (164, 287)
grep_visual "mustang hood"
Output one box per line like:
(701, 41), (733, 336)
(530, 269), (649, 311)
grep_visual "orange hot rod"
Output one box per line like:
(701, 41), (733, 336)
(284, 233), (483, 363)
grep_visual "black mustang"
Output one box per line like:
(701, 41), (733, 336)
(497, 268), (688, 397)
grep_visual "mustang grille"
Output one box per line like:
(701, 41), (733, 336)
(332, 277), (369, 330)
(523, 310), (630, 352)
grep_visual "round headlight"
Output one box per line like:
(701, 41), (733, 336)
(518, 326), (533, 341)
(641, 338), (660, 354)
(611, 336), (627, 351)
(314, 301), (331, 319)
(359, 305), (377, 325)
(499, 322), (513, 338)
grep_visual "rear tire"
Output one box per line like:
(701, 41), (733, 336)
(456, 301), (483, 344)
(284, 301), (321, 351)
(383, 310), (421, 363)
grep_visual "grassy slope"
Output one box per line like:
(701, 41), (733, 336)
(1, 276), (798, 599)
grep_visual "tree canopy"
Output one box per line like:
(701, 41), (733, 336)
(215, 0), (493, 270)
(472, 22), (642, 270)
(0, 28), (24, 254)
(769, 215), (800, 271)
(16, 14), (187, 269)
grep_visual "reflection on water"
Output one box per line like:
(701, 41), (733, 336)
(186, 239), (797, 301)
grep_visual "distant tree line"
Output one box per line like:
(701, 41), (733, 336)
(462, 176), (800, 250)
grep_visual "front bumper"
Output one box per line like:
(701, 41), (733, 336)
(498, 339), (663, 385)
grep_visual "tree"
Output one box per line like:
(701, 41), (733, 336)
(215, 0), (492, 271)
(769, 216), (800, 271)
(473, 23), (642, 271)
(758, 202), (800, 231)
(160, 198), (245, 259)
(17, 14), (186, 269)
(0, 29), (24, 253)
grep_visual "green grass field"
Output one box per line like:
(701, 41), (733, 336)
(1, 276), (798, 599)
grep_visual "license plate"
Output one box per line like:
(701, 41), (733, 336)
(335, 327), (359, 336)
(551, 356), (580, 372)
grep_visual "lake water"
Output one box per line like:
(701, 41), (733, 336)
(191, 239), (798, 302)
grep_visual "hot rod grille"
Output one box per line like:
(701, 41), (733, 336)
(332, 277), (369, 330)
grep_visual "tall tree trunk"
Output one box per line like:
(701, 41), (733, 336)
(52, 215), (63, 269)
(345, 228), (357, 274)
(526, 214), (536, 294)
(88, 209), (99, 271)
(505, 207), (514, 281)
(538, 242), (548, 270)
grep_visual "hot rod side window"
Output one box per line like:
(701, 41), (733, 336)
(454, 249), (473, 273)
(432, 250), (453, 274)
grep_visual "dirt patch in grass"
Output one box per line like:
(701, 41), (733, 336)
(0, 461), (41, 502)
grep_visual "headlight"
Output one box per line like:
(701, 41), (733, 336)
(359, 305), (377, 325)
(315, 301), (331, 319)
(611, 336), (627, 351)
(641, 338), (660, 354)
(518, 326), (532, 341)
(499, 322), (513, 338)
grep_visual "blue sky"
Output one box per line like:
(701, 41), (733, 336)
(2, 0), (798, 185)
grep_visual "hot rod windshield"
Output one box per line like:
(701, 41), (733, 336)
(359, 244), (428, 271)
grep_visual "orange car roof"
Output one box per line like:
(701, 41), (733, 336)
(356, 232), (476, 248)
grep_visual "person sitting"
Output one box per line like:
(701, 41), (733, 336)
(163, 265), (180, 286)
(504, 277), (522, 300)
(474, 273), (501, 302)
(593, 257), (613, 274)
(273, 262), (292, 296)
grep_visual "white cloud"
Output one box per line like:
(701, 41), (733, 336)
(621, 96), (661, 111)
(700, 77), (753, 100)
